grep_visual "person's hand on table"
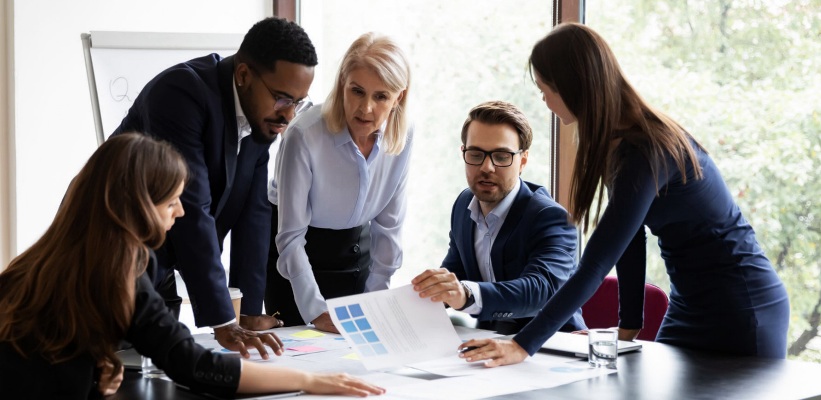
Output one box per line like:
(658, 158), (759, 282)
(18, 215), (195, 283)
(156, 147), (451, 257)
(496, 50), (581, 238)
(457, 338), (528, 367)
(214, 322), (284, 359)
(304, 372), (386, 397)
(240, 314), (284, 330)
(411, 268), (467, 309)
(311, 312), (340, 333)
(96, 359), (124, 396)
(618, 327), (641, 341)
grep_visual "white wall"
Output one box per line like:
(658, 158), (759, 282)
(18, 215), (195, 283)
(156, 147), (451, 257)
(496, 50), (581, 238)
(1, 0), (12, 267)
(10, 0), (272, 255)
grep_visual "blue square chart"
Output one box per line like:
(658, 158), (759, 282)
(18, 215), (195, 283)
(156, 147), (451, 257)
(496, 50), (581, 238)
(360, 345), (376, 357)
(349, 303), (364, 318)
(334, 302), (388, 358)
(354, 318), (371, 330)
(342, 320), (357, 333)
(334, 306), (350, 320)
(372, 343), (388, 355)
(351, 333), (366, 345)
(363, 331), (379, 343)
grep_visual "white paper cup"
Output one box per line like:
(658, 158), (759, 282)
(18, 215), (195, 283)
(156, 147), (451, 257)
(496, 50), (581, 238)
(228, 287), (243, 321)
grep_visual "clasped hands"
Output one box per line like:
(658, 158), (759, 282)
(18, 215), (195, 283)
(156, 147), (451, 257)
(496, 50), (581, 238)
(213, 314), (286, 360)
(411, 268), (469, 309)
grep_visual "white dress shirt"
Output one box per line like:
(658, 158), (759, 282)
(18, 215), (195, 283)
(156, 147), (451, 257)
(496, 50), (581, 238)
(207, 77), (252, 328)
(460, 178), (521, 315)
(269, 105), (413, 323)
(232, 77), (252, 154)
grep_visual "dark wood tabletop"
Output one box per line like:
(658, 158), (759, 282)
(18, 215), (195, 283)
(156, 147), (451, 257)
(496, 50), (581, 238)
(492, 341), (821, 400)
(114, 339), (821, 400)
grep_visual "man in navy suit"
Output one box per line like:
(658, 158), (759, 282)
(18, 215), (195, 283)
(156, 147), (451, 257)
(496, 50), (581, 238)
(112, 17), (317, 354)
(413, 101), (585, 335)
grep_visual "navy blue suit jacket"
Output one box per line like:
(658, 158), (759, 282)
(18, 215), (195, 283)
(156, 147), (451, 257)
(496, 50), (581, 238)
(112, 54), (272, 326)
(442, 180), (586, 332)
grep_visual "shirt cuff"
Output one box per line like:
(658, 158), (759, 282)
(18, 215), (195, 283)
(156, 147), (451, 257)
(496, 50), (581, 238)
(210, 318), (236, 329)
(364, 271), (393, 292)
(458, 280), (483, 315)
(290, 271), (328, 324)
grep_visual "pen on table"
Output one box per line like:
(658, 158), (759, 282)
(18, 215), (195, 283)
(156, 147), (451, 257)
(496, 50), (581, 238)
(458, 346), (479, 353)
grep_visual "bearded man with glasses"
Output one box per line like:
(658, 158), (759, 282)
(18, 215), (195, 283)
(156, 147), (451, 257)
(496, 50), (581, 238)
(412, 101), (586, 335)
(112, 17), (317, 357)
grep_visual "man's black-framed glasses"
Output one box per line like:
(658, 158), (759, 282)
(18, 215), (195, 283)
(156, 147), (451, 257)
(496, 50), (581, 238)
(462, 149), (524, 167)
(249, 66), (312, 114)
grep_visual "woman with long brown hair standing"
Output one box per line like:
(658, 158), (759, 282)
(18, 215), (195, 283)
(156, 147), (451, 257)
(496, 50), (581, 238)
(0, 133), (385, 398)
(459, 22), (790, 365)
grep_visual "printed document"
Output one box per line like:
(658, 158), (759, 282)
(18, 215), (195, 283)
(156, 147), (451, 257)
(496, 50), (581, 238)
(326, 284), (462, 370)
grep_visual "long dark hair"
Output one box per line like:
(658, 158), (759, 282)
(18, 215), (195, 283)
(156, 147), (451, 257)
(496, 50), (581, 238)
(530, 22), (702, 231)
(0, 133), (188, 370)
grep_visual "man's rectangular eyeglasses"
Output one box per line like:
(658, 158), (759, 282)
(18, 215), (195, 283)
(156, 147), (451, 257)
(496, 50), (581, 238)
(462, 149), (523, 167)
(249, 66), (312, 114)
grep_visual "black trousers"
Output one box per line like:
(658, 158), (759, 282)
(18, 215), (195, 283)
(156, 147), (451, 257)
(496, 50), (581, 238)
(265, 205), (372, 325)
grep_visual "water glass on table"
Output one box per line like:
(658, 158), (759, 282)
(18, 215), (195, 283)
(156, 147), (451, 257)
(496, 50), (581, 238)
(588, 329), (618, 369)
(141, 356), (165, 378)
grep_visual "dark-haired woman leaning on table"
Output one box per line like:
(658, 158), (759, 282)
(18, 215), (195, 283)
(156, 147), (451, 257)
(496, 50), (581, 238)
(460, 23), (790, 366)
(0, 134), (384, 398)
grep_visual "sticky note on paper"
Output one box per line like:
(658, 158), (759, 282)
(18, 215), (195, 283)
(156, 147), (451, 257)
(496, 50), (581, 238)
(342, 353), (360, 360)
(291, 330), (325, 339)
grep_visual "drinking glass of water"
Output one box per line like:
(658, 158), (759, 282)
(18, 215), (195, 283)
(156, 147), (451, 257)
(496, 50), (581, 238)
(141, 355), (165, 378)
(588, 329), (618, 369)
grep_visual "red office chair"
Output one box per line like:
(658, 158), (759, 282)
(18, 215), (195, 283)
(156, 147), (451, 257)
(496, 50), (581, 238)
(581, 275), (669, 341)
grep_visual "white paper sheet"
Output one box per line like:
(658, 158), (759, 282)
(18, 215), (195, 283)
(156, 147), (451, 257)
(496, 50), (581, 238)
(406, 350), (580, 377)
(326, 284), (462, 370)
(389, 360), (617, 399)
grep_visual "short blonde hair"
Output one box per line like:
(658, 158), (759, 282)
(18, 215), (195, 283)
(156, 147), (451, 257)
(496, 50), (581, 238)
(322, 32), (411, 155)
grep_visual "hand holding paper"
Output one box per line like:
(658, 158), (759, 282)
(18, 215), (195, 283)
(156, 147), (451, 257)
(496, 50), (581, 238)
(327, 285), (462, 370)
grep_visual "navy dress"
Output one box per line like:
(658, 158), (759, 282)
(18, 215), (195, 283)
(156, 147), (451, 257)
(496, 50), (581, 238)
(514, 138), (790, 358)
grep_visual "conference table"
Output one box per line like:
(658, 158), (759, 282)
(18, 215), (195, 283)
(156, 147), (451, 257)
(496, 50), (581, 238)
(113, 329), (821, 400)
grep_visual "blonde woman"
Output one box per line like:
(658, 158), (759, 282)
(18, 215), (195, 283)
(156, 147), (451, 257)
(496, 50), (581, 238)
(266, 33), (412, 332)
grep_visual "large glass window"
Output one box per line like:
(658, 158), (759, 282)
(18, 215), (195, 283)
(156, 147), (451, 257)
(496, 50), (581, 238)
(299, 0), (556, 286)
(588, 0), (821, 361)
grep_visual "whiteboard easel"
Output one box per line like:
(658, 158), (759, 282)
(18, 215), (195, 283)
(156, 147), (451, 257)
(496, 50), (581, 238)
(81, 31), (244, 145)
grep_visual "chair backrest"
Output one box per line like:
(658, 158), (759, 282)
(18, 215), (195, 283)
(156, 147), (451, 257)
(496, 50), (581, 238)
(580, 275), (669, 341)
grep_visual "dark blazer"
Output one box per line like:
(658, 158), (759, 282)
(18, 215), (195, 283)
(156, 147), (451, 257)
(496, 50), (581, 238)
(0, 254), (241, 399)
(442, 180), (586, 333)
(112, 54), (272, 326)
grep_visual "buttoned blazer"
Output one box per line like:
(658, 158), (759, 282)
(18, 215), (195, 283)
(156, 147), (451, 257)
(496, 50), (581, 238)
(442, 181), (586, 330)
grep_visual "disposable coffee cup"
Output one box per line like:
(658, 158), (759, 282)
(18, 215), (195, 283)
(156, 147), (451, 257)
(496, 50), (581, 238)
(228, 287), (243, 321)
(588, 329), (618, 369)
